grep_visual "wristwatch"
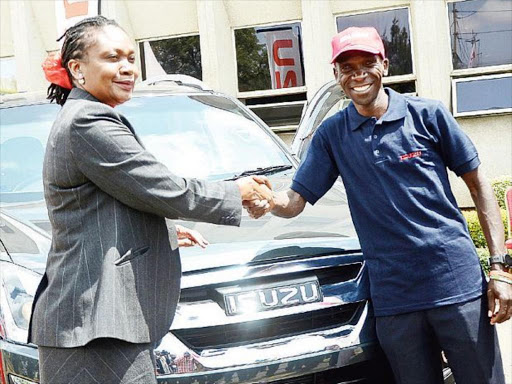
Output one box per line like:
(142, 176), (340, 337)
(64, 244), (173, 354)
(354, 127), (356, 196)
(488, 253), (512, 268)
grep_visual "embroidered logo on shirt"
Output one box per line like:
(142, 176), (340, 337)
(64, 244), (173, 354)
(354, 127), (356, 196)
(399, 151), (422, 161)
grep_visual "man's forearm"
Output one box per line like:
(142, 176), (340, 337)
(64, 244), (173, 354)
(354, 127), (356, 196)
(271, 189), (306, 218)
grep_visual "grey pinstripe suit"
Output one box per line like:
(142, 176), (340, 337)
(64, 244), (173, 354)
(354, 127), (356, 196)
(29, 88), (241, 349)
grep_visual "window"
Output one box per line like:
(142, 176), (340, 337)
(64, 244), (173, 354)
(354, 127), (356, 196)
(336, 8), (416, 93)
(448, 0), (511, 116)
(234, 22), (305, 93)
(449, 0), (512, 70)
(234, 22), (307, 131)
(139, 35), (202, 81)
(453, 73), (512, 116)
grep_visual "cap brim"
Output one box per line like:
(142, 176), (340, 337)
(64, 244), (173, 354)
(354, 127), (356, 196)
(331, 45), (382, 63)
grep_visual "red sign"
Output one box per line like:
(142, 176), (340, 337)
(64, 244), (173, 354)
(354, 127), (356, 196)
(55, 0), (99, 42)
(63, 0), (89, 18)
(265, 29), (304, 90)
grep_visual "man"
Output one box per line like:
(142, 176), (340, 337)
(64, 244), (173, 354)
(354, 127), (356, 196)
(175, 351), (198, 374)
(248, 27), (511, 383)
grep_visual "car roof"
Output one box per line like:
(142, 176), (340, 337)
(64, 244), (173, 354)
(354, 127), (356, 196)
(0, 76), (216, 109)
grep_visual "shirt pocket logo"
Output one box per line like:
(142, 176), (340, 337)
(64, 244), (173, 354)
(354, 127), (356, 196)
(399, 151), (422, 161)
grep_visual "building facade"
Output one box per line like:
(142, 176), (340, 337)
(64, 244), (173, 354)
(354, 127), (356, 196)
(1, 0), (511, 207)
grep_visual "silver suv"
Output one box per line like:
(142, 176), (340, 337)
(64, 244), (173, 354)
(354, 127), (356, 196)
(0, 77), (395, 383)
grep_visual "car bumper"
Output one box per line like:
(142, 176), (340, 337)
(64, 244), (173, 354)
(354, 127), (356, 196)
(155, 302), (385, 383)
(0, 339), (39, 384)
(0, 303), (384, 384)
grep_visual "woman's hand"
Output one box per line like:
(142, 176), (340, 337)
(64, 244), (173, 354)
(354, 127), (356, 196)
(176, 224), (209, 248)
(236, 176), (274, 210)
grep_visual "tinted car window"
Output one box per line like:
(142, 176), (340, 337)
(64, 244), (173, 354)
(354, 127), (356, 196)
(297, 84), (350, 159)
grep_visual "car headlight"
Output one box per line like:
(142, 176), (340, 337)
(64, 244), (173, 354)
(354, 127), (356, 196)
(8, 374), (38, 384)
(0, 262), (40, 343)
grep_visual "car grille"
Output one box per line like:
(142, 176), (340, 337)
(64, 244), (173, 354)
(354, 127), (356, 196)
(173, 302), (361, 351)
(179, 263), (363, 303)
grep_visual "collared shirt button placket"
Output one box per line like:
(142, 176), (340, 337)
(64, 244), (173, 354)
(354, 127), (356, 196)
(369, 119), (380, 157)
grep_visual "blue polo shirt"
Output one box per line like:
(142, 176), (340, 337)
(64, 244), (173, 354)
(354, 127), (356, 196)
(292, 88), (484, 316)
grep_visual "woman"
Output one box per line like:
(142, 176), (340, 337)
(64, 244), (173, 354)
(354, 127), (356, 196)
(30, 16), (272, 384)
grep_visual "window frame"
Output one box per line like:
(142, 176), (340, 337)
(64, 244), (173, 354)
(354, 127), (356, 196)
(232, 20), (307, 99)
(333, 6), (417, 91)
(452, 72), (512, 117)
(446, 0), (512, 76)
(137, 32), (202, 81)
(446, 0), (512, 116)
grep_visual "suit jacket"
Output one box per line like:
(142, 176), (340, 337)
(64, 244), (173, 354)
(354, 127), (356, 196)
(29, 88), (241, 347)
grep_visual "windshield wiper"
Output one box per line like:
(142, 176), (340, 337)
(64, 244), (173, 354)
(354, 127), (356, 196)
(226, 165), (293, 180)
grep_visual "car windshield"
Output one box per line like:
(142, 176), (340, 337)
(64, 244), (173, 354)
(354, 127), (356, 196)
(119, 94), (292, 180)
(0, 103), (59, 204)
(0, 94), (292, 205)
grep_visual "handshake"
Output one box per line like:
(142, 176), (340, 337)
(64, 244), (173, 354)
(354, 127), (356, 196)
(236, 176), (274, 219)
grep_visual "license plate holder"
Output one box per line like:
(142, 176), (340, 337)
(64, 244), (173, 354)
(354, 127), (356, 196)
(217, 277), (323, 316)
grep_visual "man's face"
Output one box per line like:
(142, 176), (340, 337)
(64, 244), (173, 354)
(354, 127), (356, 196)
(333, 52), (388, 107)
(73, 25), (139, 107)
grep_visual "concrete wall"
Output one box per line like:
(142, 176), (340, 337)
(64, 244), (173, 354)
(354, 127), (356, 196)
(452, 115), (512, 207)
(0, 1), (14, 57)
(1, 0), (510, 206)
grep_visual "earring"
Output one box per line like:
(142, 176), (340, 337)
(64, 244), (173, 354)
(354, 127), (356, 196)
(78, 73), (85, 85)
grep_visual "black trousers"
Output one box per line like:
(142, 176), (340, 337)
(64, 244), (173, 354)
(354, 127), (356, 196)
(376, 296), (505, 384)
(38, 338), (157, 384)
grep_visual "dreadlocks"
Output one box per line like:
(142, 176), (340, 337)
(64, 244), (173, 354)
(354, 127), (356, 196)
(47, 16), (121, 105)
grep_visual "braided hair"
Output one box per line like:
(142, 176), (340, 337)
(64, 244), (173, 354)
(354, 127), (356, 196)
(47, 16), (121, 105)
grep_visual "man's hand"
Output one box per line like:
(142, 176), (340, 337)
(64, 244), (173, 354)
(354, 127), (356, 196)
(236, 176), (274, 214)
(245, 188), (308, 220)
(461, 168), (511, 324)
(488, 278), (512, 324)
(176, 224), (209, 248)
(244, 197), (273, 219)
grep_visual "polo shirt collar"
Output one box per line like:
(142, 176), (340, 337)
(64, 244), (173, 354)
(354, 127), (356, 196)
(348, 87), (408, 131)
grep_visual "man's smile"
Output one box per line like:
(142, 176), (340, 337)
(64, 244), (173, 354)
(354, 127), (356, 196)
(351, 84), (372, 93)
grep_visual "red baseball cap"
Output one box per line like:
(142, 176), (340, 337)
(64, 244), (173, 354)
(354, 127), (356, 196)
(331, 27), (385, 63)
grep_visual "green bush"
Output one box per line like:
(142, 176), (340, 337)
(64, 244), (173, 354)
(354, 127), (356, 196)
(476, 248), (490, 274)
(463, 176), (511, 272)
(491, 175), (512, 210)
(462, 209), (508, 249)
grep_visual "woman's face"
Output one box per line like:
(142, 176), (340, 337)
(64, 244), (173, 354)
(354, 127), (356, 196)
(73, 25), (139, 107)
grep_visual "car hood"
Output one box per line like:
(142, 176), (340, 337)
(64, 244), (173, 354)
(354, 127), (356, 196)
(1, 172), (358, 273)
(179, 236), (361, 273)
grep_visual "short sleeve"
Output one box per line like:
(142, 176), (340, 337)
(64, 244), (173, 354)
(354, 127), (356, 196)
(291, 127), (339, 205)
(431, 101), (480, 176)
